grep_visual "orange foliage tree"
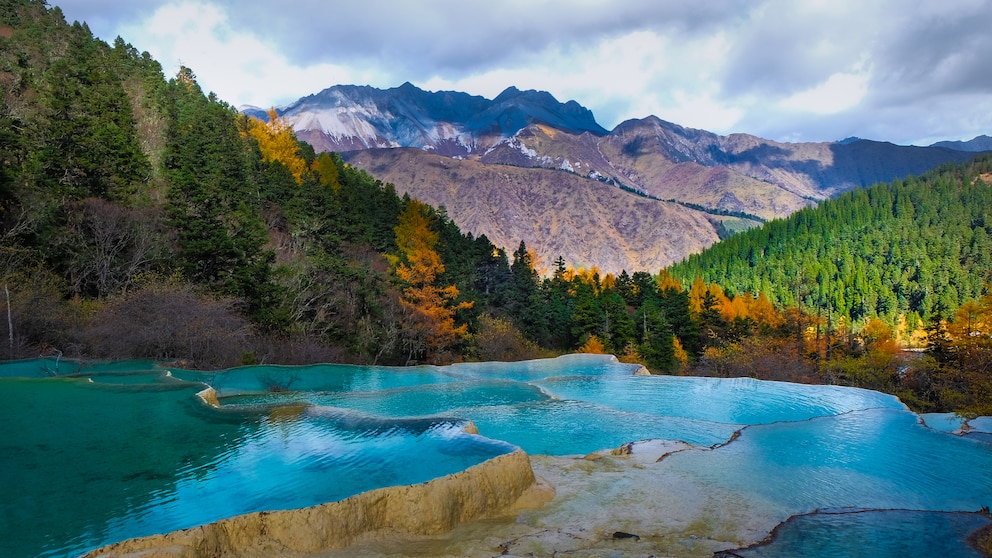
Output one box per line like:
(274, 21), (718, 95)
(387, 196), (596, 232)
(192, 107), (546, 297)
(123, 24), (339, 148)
(577, 335), (606, 354)
(241, 108), (308, 182)
(391, 200), (473, 363)
(747, 291), (785, 329)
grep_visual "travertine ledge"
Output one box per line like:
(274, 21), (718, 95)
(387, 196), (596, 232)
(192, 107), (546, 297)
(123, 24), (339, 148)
(195, 386), (220, 408)
(84, 449), (539, 558)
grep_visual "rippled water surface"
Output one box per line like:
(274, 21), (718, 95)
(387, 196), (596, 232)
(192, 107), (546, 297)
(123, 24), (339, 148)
(1, 354), (990, 557)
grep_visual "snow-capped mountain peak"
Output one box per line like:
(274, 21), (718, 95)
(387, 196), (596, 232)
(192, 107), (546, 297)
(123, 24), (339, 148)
(247, 83), (607, 156)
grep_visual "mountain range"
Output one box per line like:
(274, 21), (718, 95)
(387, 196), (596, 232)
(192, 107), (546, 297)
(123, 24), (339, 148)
(242, 84), (986, 274)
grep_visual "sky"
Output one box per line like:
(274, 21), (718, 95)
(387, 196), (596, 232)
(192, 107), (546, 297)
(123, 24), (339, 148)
(54, 0), (992, 146)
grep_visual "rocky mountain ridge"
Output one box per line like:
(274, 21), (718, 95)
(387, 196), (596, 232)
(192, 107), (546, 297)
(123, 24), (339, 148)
(244, 83), (986, 274)
(242, 82), (606, 157)
(931, 134), (992, 152)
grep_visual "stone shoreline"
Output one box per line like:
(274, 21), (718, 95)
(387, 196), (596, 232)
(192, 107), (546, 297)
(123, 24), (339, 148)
(311, 440), (776, 558)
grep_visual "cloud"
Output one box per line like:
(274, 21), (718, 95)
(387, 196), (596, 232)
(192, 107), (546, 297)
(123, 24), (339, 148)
(422, 30), (713, 127)
(719, 1), (875, 98)
(109, 1), (384, 107)
(868, 0), (992, 102)
(52, 0), (992, 145)
(779, 69), (870, 115)
(213, 0), (747, 78)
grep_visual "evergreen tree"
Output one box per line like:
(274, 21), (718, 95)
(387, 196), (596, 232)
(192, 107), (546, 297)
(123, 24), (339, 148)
(636, 298), (676, 372)
(27, 25), (149, 203)
(600, 288), (635, 352)
(570, 278), (603, 344)
(614, 270), (635, 306)
(161, 68), (276, 320)
(507, 241), (542, 335)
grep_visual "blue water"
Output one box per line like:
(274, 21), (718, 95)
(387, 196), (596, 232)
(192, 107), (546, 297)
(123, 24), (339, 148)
(723, 509), (992, 558)
(922, 412), (969, 433)
(1, 354), (990, 557)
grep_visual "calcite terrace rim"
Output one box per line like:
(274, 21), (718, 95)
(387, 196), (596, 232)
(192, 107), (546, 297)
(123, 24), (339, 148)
(83, 448), (542, 558)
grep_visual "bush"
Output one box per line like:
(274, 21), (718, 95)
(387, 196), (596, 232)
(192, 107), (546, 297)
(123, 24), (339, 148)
(470, 314), (543, 362)
(0, 267), (82, 360)
(83, 281), (251, 369)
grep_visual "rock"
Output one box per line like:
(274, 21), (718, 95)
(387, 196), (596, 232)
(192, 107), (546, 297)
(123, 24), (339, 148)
(195, 387), (219, 408)
(612, 531), (640, 540)
(611, 442), (634, 456)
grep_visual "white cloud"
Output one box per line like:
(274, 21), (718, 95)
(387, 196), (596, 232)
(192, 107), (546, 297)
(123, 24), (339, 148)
(422, 29), (744, 132)
(114, 1), (383, 108)
(780, 69), (870, 115)
(55, 0), (992, 145)
(663, 90), (745, 132)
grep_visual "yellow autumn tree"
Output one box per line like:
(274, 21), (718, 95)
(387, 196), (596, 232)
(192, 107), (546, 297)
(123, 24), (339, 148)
(577, 335), (606, 354)
(600, 273), (616, 291)
(748, 291), (785, 329)
(391, 200), (473, 363)
(730, 294), (751, 322)
(673, 336), (689, 367)
(311, 152), (341, 192)
(657, 269), (683, 292)
(242, 108), (308, 182)
(618, 342), (648, 366)
(948, 300), (990, 340)
(688, 276), (708, 316)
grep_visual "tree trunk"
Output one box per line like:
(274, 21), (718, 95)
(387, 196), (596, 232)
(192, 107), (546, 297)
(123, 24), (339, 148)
(5, 284), (11, 359)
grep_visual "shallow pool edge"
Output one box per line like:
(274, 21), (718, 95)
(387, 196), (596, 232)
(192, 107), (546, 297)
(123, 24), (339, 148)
(82, 449), (543, 557)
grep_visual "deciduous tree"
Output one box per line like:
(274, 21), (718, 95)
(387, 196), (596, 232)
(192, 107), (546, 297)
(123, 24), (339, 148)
(391, 199), (472, 363)
(241, 108), (308, 183)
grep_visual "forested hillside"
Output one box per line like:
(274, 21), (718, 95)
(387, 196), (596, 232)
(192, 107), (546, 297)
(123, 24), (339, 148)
(669, 157), (992, 327)
(0, 0), (495, 367)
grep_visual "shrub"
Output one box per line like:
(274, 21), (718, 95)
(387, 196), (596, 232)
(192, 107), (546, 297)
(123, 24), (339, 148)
(83, 281), (250, 369)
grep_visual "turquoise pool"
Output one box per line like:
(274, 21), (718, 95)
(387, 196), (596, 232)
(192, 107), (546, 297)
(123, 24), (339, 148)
(1, 354), (990, 557)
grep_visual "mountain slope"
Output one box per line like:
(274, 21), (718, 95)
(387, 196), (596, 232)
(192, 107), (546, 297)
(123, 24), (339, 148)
(343, 148), (727, 274)
(253, 83), (986, 273)
(476, 115), (983, 211)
